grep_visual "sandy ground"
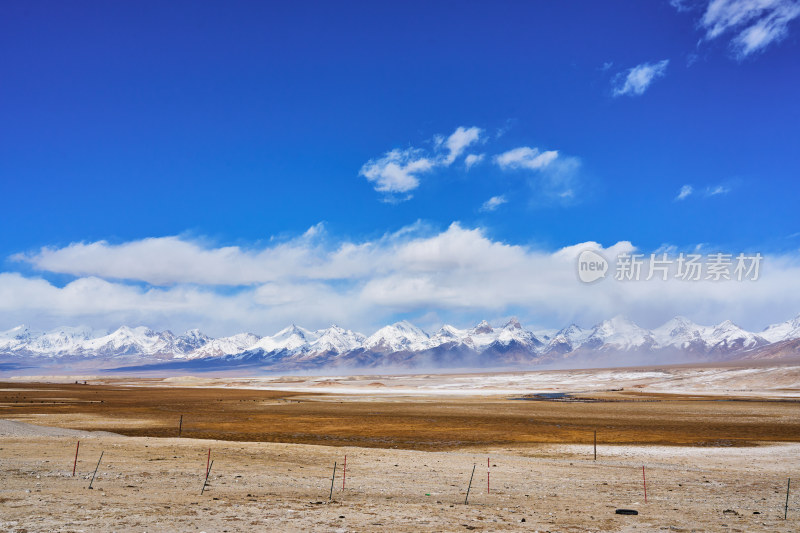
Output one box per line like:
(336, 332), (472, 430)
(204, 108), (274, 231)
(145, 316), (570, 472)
(1, 419), (798, 532)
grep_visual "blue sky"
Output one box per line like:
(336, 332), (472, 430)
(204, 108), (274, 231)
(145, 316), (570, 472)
(2, 1), (800, 336)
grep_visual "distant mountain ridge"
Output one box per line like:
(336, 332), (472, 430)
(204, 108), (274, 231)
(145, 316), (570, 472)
(2, 313), (800, 372)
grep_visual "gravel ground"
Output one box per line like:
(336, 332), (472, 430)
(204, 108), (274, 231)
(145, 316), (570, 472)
(1, 420), (798, 532)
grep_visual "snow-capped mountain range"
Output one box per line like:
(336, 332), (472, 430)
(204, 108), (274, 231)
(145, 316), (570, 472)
(2, 313), (800, 371)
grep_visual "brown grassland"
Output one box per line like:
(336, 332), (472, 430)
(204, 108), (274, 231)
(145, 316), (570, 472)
(2, 381), (799, 449)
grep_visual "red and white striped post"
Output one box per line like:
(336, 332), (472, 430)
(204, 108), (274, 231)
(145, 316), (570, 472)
(72, 441), (80, 476)
(206, 448), (211, 476)
(487, 457), (490, 494)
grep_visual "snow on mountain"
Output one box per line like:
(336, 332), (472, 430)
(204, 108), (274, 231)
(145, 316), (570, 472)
(23, 326), (98, 355)
(1, 324), (179, 357)
(0, 325), (44, 351)
(173, 329), (212, 353)
(425, 324), (470, 350)
(472, 320), (493, 334)
(652, 316), (711, 350)
(492, 318), (543, 349)
(1, 325), (35, 351)
(363, 321), (430, 352)
(2, 312), (800, 367)
(425, 318), (542, 352)
(177, 332), (261, 359)
(82, 326), (174, 356)
(430, 324), (468, 344)
(252, 325), (318, 353)
(583, 316), (654, 351)
(760, 314), (800, 343)
(543, 324), (591, 354)
(532, 328), (558, 343)
(310, 325), (366, 354)
(704, 320), (767, 353)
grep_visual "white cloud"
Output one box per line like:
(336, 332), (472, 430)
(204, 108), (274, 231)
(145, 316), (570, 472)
(360, 126), (482, 199)
(706, 184), (731, 196)
(494, 146), (559, 170)
(359, 148), (434, 195)
(612, 60), (670, 97)
(441, 126), (483, 164)
(676, 184), (694, 200)
(493, 147), (583, 205)
(8, 225), (800, 335)
(495, 119), (515, 139)
(464, 153), (485, 170)
(533, 156), (583, 204)
(700, 0), (800, 58)
(0, 272), (361, 338)
(480, 195), (507, 212)
(674, 183), (734, 200)
(360, 127), (581, 204)
(670, 0), (693, 11)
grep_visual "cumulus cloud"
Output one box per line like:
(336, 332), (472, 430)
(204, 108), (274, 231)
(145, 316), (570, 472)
(464, 153), (485, 170)
(480, 195), (507, 212)
(7, 225), (800, 334)
(676, 184), (694, 200)
(0, 272), (362, 338)
(700, 0), (800, 58)
(360, 126), (482, 199)
(440, 126), (483, 164)
(360, 127), (579, 204)
(359, 148), (434, 195)
(612, 60), (669, 97)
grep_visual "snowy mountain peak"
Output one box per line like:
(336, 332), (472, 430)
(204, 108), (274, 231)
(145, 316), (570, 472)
(715, 319), (738, 330)
(184, 332), (261, 359)
(3, 312), (800, 366)
(364, 321), (429, 352)
(394, 320), (427, 335)
(659, 316), (695, 328)
(760, 314), (800, 343)
(652, 316), (709, 349)
(437, 324), (463, 337)
(274, 324), (314, 339)
(4, 324), (32, 336)
(472, 320), (493, 334)
(254, 324), (317, 353)
(312, 325), (366, 354)
(0, 325), (40, 347)
(706, 320), (765, 352)
(586, 316), (653, 350)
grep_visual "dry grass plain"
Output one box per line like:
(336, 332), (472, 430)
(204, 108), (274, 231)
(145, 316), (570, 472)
(1, 372), (799, 531)
(1, 380), (799, 449)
